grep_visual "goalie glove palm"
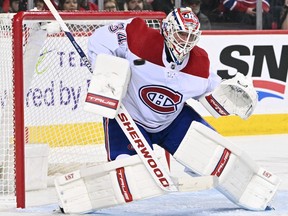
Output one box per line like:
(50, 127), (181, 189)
(199, 73), (258, 120)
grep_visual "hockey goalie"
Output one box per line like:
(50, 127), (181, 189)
(54, 7), (280, 214)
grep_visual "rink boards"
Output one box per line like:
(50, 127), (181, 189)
(14, 30), (288, 147)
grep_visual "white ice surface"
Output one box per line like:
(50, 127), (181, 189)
(1, 134), (288, 216)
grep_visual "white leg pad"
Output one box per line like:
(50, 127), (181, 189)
(173, 121), (281, 210)
(54, 155), (166, 214)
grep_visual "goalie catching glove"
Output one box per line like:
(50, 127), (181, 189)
(199, 73), (258, 120)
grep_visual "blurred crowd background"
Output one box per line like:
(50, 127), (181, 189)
(0, 0), (288, 30)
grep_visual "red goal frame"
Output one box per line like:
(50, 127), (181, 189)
(11, 11), (166, 208)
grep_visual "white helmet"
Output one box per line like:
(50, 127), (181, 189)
(162, 7), (201, 64)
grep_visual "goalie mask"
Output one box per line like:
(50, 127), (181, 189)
(162, 7), (201, 64)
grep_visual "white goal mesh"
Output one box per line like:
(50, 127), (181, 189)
(0, 11), (165, 208)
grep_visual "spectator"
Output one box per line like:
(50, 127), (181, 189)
(20, 0), (27, 10)
(123, 0), (152, 11)
(151, 0), (174, 15)
(2, 0), (27, 12)
(200, 0), (222, 22)
(116, 0), (124, 9)
(222, 0), (270, 15)
(280, 0), (288, 29)
(58, 0), (79, 10)
(183, 0), (212, 29)
(267, 0), (283, 29)
(79, 0), (98, 10)
(1, 0), (9, 12)
(0, 0), (4, 12)
(34, 0), (45, 10)
(8, 0), (19, 12)
(222, 0), (273, 29)
(104, 0), (118, 11)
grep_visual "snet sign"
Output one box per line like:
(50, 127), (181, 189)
(217, 44), (288, 101)
(200, 34), (288, 107)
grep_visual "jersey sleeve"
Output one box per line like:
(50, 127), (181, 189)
(205, 70), (222, 93)
(193, 69), (221, 101)
(87, 19), (132, 68)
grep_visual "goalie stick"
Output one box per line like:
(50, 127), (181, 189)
(43, 0), (177, 192)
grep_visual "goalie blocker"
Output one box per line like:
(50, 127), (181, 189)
(84, 54), (131, 119)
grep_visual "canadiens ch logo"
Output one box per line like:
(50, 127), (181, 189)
(139, 85), (182, 114)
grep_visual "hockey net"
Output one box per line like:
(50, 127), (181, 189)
(0, 11), (165, 208)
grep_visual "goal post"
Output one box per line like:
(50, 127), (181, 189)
(0, 11), (166, 208)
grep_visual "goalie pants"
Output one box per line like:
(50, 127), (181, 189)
(103, 103), (214, 161)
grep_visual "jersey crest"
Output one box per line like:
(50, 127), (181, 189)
(139, 85), (183, 114)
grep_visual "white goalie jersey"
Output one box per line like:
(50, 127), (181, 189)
(87, 17), (221, 133)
